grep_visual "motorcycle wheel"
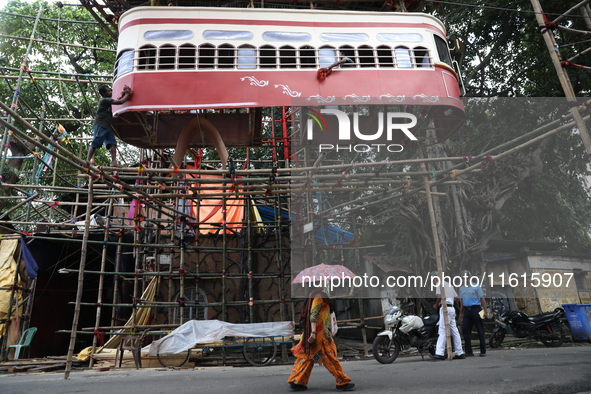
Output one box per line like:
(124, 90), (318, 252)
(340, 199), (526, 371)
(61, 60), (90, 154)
(372, 336), (400, 364)
(489, 329), (505, 348)
(541, 322), (564, 347)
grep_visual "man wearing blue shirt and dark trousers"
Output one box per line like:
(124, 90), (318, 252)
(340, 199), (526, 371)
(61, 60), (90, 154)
(459, 270), (488, 357)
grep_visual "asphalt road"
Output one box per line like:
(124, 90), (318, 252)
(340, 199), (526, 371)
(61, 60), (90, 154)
(1, 344), (590, 394)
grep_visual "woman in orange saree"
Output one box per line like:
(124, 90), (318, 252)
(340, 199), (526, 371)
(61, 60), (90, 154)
(287, 290), (355, 391)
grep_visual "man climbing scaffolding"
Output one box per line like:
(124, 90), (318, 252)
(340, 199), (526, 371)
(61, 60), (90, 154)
(87, 85), (132, 167)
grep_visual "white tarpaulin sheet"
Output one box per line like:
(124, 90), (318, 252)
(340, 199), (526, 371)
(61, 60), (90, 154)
(144, 320), (294, 356)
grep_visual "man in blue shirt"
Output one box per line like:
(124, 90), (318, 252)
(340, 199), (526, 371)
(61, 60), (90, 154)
(459, 270), (488, 357)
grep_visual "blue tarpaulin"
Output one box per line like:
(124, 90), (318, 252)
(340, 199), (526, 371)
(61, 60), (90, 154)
(20, 235), (39, 279)
(255, 205), (354, 245)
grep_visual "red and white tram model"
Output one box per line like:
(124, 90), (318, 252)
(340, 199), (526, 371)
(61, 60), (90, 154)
(111, 7), (464, 150)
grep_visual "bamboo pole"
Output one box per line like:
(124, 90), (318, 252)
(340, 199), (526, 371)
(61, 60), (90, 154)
(0, 193), (38, 220)
(64, 176), (94, 379)
(247, 195), (254, 323)
(4, 116), (94, 121)
(418, 145), (452, 359)
(154, 188), (164, 326)
(551, 0), (591, 24)
(131, 220), (140, 328)
(111, 228), (124, 327)
(179, 227), (186, 324)
(222, 194), (228, 323)
(583, 4), (591, 29)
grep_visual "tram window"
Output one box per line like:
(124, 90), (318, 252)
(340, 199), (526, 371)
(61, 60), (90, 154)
(319, 46), (337, 68)
(260, 45), (277, 69)
(115, 50), (134, 78)
(377, 33), (423, 43)
(414, 47), (431, 68)
(199, 44), (215, 69)
(279, 45), (296, 69)
(218, 44), (235, 69)
(377, 45), (394, 68)
(395, 46), (413, 68)
(299, 45), (316, 68)
(203, 30), (253, 40)
(434, 35), (452, 66)
(237, 45), (256, 69)
(263, 31), (311, 42)
(158, 44), (176, 70)
(179, 44), (196, 69)
(145, 30), (193, 40)
(138, 45), (156, 70)
(321, 33), (369, 42)
(358, 45), (375, 68)
(338, 46), (356, 67)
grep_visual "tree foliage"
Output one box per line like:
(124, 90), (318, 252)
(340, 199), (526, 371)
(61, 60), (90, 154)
(436, 0), (591, 97)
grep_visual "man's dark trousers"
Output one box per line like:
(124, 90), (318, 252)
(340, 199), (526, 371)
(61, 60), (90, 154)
(462, 305), (486, 355)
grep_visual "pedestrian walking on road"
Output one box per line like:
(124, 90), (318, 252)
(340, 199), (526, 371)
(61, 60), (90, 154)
(459, 270), (489, 357)
(287, 290), (355, 391)
(430, 273), (465, 360)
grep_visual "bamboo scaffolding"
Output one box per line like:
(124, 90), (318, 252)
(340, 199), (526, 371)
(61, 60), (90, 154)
(0, 117), (94, 122)
(0, 74), (110, 84)
(0, 33), (116, 52)
(531, 0), (591, 162)
(0, 9), (101, 24)
(2, 20), (587, 369)
(88, 199), (114, 368)
(0, 103), (190, 221)
(0, 4), (43, 181)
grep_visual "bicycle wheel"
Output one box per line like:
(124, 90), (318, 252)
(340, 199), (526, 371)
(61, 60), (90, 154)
(156, 335), (191, 368)
(243, 337), (276, 366)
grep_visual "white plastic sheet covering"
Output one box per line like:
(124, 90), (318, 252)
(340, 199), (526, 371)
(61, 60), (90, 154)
(144, 320), (294, 356)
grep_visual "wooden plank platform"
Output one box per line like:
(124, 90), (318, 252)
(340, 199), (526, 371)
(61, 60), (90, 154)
(0, 358), (83, 374)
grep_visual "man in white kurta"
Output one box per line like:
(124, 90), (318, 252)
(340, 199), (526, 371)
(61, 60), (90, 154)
(432, 278), (465, 360)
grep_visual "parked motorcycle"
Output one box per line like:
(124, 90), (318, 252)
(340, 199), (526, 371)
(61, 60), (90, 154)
(372, 302), (439, 364)
(489, 304), (565, 348)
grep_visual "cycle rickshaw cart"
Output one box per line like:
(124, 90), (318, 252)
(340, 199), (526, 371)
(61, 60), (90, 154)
(145, 320), (296, 367)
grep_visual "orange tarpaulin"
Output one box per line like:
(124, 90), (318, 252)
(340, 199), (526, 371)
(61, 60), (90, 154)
(184, 166), (244, 234)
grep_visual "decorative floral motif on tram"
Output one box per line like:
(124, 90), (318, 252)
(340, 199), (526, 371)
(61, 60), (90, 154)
(378, 94), (406, 103)
(274, 84), (301, 98)
(413, 94), (439, 103)
(240, 76), (269, 87)
(306, 95), (336, 104)
(343, 94), (371, 103)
